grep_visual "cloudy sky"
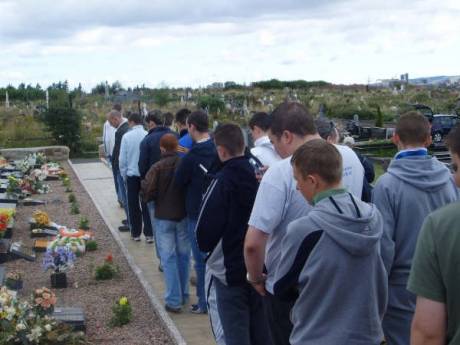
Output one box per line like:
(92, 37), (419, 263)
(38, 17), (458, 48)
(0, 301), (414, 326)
(1, 0), (459, 90)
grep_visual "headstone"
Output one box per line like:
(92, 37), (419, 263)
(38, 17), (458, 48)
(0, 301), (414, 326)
(53, 307), (86, 331)
(9, 242), (36, 261)
(30, 228), (59, 238)
(0, 266), (5, 285)
(45, 90), (49, 109)
(0, 239), (11, 263)
(5, 91), (9, 109)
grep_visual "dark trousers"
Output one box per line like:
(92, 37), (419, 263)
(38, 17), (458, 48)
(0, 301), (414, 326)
(126, 176), (153, 238)
(264, 292), (294, 345)
(110, 161), (120, 203)
(214, 278), (273, 345)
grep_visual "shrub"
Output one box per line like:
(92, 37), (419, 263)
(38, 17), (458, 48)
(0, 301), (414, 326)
(110, 296), (132, 327)
(70, 202), (80, 215)
(79, 216), (89, 229)
(86, 240), (98, 251)
(68, 193), (76, 203)
(95, 254), (117, 280)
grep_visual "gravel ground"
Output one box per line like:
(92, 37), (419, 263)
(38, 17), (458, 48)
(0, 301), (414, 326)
(3, 161), (174, 345)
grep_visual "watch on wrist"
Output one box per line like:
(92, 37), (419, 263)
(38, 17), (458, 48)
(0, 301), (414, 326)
(246, 272), (266, 285)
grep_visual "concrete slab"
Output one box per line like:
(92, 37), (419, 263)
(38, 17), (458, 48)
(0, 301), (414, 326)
(70, 160), (215, 345)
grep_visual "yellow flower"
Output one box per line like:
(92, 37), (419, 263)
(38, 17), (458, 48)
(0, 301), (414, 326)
(119, 297), (128, 306)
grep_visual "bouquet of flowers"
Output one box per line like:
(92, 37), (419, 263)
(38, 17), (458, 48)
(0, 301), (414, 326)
(6, 175), (22, 196)
(33, 210), (50, 227)
(33, 288), (57, 316)
(0, 208), (15, 238)
(22, 170), (50, 195)
(43, 246), (76, 273)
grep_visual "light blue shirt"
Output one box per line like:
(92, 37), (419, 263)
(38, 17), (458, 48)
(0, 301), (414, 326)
(119, 125), (147, 179)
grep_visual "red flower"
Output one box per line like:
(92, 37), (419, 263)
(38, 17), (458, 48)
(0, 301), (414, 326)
(105, 254), (113, 263)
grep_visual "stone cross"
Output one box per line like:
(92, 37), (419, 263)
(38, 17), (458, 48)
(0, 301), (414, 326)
(45, 90), (49, 109)
(5, 91), (9, 108)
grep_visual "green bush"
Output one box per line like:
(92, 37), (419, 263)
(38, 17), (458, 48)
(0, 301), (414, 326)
(95, 263), (117, 280)
(110, 297), (132, 327)
(70, 202), (80, 215)
(68, 193), (76, 203)
(79, 216), (89, 229)
(86, 240), (98, 251)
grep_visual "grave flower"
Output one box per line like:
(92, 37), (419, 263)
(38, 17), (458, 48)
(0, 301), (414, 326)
(33, 210), (50, 227)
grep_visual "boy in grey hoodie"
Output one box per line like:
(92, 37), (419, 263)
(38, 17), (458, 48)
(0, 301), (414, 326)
(274, 139), (388, 345)
(372, 111), (459, 345)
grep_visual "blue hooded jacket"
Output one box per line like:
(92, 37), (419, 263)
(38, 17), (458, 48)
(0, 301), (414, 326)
(138, 126), (174, 179)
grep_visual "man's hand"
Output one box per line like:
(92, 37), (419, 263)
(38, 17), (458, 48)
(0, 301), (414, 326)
(244, 227), (269, 296)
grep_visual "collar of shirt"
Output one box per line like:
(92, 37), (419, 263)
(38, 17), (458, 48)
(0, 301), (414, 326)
(117, 118), (128, 129)
(254, 135), (270, 147)
(196, 137), (211, 144)
(313, 188), (348, 206)
(394, 147), (428, 160)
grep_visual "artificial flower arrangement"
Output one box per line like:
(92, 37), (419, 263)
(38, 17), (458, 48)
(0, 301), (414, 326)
(0, 208), (15, 238)
(43, 245), (76, 288)
(16, 153), (47, 174)
(5, 271), (23, 291)
(21, 170), (50, 195)
(0, 155), (7, 168)
(6, 175), (22, 196)
(0, 286), (86, 344)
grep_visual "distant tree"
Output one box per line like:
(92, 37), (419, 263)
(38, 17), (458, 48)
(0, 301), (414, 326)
(375, 106), (384, 127)
(198, 95), (225, 114)
(153, 89), (170, 107)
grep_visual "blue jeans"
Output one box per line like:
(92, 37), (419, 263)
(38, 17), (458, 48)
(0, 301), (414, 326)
(156, 218), (190, 308)
(188, 218), (207, 311)
(147, 202), (160, 260)
(115, 170), (129, 221)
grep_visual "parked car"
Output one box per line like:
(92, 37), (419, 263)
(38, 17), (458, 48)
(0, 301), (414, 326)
(430, 114), (459, 143)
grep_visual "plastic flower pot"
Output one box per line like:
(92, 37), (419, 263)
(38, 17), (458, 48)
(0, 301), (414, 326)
(51, 272), (67, 288)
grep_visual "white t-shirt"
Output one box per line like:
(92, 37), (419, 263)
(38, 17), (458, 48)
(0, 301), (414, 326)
(103, 120), (116, 157)
(248, 157), (311, 294)
(250, 136), (281, 167)
(335, 144), (364, 199)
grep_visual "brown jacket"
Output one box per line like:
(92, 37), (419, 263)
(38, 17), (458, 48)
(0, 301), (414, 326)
(141, 152), (186, 221)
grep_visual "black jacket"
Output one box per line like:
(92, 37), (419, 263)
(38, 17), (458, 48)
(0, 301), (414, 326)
(196, 156), (258, 286)
(112, 121), (129, 171)
(138, 126), (174, 179)
(174, 139), (216, 219)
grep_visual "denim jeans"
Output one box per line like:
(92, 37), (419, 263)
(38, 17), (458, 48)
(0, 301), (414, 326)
(115, 170), (129, 221)
(126, 176), (153, 238)
(147, 202), (160, 260)
(156, 218), (190, 308)
(188, 218), (207, 311)
(214, 278), (273, 345)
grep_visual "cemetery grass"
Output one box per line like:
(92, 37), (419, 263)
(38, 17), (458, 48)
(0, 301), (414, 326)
(3, 161), (174, 345)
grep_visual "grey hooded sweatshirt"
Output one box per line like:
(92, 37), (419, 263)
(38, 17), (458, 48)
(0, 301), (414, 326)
(372, 155), (459, 345)
(274, 190), (388, 345)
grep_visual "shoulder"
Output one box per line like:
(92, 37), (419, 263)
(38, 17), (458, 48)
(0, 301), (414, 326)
(427, 202), (460, 229)
(261, 157), (292, 185)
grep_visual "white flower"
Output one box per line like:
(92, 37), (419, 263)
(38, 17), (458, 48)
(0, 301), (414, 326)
(44, 324), (52, 332)
(16, 322), (27, 331)
(5, 306), (16, 320)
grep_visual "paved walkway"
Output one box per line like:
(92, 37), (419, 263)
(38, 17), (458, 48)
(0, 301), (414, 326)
(70, 160), (215, 345)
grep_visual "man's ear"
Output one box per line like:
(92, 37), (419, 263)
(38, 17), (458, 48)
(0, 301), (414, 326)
(282, 130), (293, 144)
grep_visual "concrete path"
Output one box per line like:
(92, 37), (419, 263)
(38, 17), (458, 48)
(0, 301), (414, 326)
(70, 160), (215, 345)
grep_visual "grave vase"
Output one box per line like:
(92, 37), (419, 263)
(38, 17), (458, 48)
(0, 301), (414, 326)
(51, 272), (67, 288)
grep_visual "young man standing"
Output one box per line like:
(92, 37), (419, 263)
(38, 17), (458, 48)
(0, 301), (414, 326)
(248, 112), (281, 167)
(196, 124), (272, 345)
(244, 102), (320, 345)
(274, 139), (387, 345)
(175, 110), (216, 314)
(408, 124), (460, 345)
(372, 112), (459, 345)
(107, 109), (130, 232)
(175, 108), (193, 157)
(119, 113), (154, 242)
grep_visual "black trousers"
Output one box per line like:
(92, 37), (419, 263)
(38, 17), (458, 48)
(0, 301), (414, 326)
(264, 292), (294, 345)
(126, 176), (153, 238)
(214, 278), (273, 345)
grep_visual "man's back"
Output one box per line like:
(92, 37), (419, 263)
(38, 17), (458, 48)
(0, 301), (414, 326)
(408, 201), (460, 345)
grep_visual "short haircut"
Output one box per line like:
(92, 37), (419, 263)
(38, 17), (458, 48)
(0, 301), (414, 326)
(249, 112), (270, 131)
(113, 103), (122, 112)
(447, 124), (460, 156)
(291, 139), (342, 184)
(187, 110), (209, 132)
(269, 101), (317, 138)
(128, 112), (142, 124)
(214, 123), (245, 156)
(396, 111), (431, 145)
(175, 108), (191, 125)
(163, 112), (174, 127)
(315, 118), (337, 140)
(145, 110), (163, 125)
(159, 133), (178, 152)
(108, 109), (121, 118)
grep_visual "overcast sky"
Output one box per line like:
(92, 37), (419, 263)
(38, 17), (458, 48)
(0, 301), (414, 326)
(1, 0), (459, 90)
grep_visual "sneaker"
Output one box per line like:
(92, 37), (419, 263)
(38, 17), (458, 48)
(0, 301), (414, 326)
(118, 225), (130, 232)
(122, 219), (128, 226)
(190, 304), (207, 314)
(165, 304), (182, 313)
(132, 237), (141, 241)
(145, 236), (154, 243)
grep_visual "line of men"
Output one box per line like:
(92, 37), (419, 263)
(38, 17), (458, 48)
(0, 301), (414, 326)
(103, 101), (460, 345)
